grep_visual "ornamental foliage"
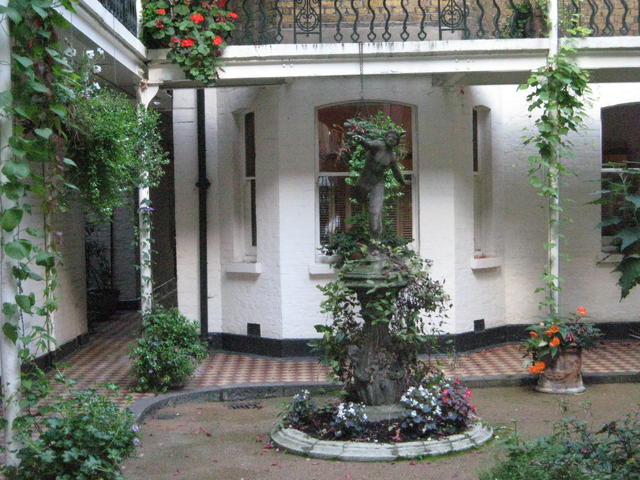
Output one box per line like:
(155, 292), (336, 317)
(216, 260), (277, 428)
(142, 0), (238, 84)
(2, 383), (139, 480)
(592, 165), (640, 298)
(130, 306), (208, 392)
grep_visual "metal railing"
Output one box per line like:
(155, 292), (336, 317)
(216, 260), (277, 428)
(98, 0), (138, 36)
(224, 0), (640, 45)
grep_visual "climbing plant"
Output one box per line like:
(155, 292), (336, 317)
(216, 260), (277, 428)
(0, 0), (79, 464)
(518, 25), (590, 318)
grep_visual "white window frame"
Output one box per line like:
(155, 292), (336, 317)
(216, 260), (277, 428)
(241, 111), (257, 261)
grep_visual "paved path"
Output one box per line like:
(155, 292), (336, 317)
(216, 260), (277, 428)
(55, 312), (640, 406)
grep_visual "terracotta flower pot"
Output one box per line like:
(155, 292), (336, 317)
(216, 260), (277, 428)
(535, 348), (585, 394)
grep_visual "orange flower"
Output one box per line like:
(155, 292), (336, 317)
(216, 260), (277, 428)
(550, 337), (561, 347)
(545, 325), (559, 336)
(529, 361), (546, 374)
(576, 307), (587, 317)
(529, 331), (538, 338)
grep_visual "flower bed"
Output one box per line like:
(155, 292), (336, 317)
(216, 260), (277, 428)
(276, 376), (478, 444)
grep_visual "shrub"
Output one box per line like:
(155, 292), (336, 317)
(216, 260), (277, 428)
(400, 377), (476, 437)
(331, 402), (368, 438)
(2, 385), (139, 480)
(479, 412), (640, 480)
(130, 306), (208, 392)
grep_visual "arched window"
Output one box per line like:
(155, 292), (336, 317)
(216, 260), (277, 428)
(601, 103), (640, 252)
(317, 103), (414, 247)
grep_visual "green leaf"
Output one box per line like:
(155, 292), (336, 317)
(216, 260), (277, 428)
(615, 256), (640, 299)
(2, 322), (18, 343)
(34, 128), (53, 139)
(614, 227), (640, 252)
(32, 5), (48, 19)
(12, 54), (33, 68)
(0, 90), (12, 109)
(5, 239), (32, 259)
(15, 294), (35, 314)
(626, 194), (640, 210)
(2, 160), (31, 179)
(50, 105), (67, 117)
(35, 250), (55, 268)
(0, 5), (22, 23)
(0, 207), (24, 231)
(26, 227), (43, 238)
(29, 81), (51, 94)
(62, 157), (77, 167)
(2, 302), (18, 317)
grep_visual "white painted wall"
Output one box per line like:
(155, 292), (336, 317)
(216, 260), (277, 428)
(172, 79), (640, 342)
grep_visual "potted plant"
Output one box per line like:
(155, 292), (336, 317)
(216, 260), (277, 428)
(524, 307), (602, 394)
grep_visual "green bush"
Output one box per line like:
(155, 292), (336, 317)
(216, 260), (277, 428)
(479, 412), (640, 480)
(2, 385), (139, 480)
(130, 306), (208, 392)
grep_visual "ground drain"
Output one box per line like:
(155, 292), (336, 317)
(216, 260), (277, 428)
(225, 402), (263, 410)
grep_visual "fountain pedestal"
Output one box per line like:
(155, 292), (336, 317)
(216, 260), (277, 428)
(341, 252), (411, 406)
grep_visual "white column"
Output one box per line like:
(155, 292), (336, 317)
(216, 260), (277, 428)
(548, 0), (561, 315)
(0, 1), (23, 465)
(137, 85), (160, 314)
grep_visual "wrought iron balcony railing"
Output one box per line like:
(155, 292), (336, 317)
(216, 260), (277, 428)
(98, 0), (138, 36)
(225, 0), (640, 45)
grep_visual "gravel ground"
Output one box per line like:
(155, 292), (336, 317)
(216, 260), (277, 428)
(122, 383), (640, 480)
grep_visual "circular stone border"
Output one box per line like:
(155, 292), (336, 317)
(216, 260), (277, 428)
(271, 422), (493, 462)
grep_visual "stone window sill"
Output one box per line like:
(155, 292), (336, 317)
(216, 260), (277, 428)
(224, 263), (262, 275)
(308, 263), (336, 277)
(470, 256), (502, 270)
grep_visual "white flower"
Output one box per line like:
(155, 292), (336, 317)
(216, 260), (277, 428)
(92, 82), (101, 90)
(64, 47), (77, 57)
(92, 65), (102, 74)
(97, 47), (104, 55)
(86, 50), (95, 59)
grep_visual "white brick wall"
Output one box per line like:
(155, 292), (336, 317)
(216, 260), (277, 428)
(171, 79), (640, 341)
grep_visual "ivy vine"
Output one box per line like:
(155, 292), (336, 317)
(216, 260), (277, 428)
(518, 28), (591, 317)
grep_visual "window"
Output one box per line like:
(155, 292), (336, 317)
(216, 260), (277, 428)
(244, 112), (257, 257)
(601, 103), (640, 252)
(472, 106), (493, 256)
(317, 103), (414, 247)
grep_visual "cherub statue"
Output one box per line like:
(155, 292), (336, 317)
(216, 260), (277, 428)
(348, 129), (407, 240)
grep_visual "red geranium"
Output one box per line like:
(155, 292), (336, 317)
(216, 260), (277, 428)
(156, 8), (166, 14)
(228, 12), (238, 19)
(155, 19), (164, 29)
(181, 38), (195, 47)
(213, 35), (224, 46)
(218, 0), (228, 7)
(191, 13), (205, 24)
(170, 37), (180, 43)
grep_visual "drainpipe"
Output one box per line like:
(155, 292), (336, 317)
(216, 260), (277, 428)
(196, 89), (210, 338)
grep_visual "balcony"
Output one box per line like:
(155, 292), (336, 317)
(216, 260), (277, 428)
(224, 0), (640, 45)
(148, 0), (640, 88)
(98, 0), (138, 35)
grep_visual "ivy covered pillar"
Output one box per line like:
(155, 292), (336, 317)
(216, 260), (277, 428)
(0, 0), (22, 465)
(137, 84), (160, 313)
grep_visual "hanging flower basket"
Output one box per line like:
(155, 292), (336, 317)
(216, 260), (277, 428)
(142, 0), (238, 84)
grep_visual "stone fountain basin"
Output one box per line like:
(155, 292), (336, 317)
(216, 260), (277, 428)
(271, 421), (493, 462)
